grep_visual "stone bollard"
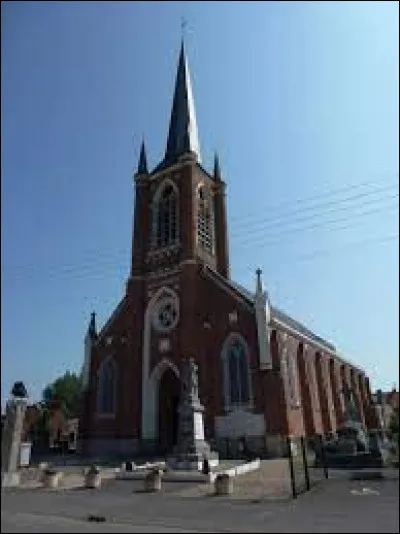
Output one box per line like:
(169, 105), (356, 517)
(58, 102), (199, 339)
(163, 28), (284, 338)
(214, 473), (233, 496)
(85, 465), (102, 489)
(43, 468), (63, 489)
(144, 468), (162, 492)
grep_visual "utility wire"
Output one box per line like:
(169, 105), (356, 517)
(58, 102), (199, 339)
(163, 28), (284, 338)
(4, 198), (397, 276)
(233, 233), (399, 273)
(5, 182), (397, 272)
(231, 192), (398, 239)
(230, 183), (398, 232)
(232, 202), (398, 247)
(3, 175), (398, 279)
(228, 173), (399, 225)
(4, 231), (398, 284)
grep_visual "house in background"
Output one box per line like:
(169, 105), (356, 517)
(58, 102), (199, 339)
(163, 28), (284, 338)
(20, 402), (79, 454)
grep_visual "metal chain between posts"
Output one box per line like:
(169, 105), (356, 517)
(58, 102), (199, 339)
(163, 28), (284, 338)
(301, 436), (310, 491)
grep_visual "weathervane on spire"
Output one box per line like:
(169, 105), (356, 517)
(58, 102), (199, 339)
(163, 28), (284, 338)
(181, 17), (187, 40)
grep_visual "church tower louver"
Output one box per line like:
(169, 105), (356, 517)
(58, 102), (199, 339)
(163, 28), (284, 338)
(79, 39), (379, 459)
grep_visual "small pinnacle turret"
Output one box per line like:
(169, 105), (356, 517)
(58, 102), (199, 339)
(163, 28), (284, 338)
(213, 152), (222, 181)
(87, 311), (97, 340)
(255, 268), (264, 296)
(137, 140), (148, 175)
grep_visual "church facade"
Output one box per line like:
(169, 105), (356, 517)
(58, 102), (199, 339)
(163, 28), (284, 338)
(79, 42), (379, 458)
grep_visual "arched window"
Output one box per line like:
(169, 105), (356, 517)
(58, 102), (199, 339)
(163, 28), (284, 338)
(153, 183), (178, 248)
(97, 358), (117, 415)
(280, 337), (300, 407)
(197, 186), (214, 254)
(222, 335), (252, 410)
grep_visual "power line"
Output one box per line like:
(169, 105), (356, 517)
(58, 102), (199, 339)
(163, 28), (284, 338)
(3, 175), (398, 279)
(234, 233), (399, 273)
(4, 197), (397, 277)
(232, 202), (398, 247)
(4, 230), (398, 284)
(228, 173), (399, 225)
(229, 183), (398, 233)
(5, 184), (397, 274)
(4, 175), (397, 274)
(231, 191), (398, 238)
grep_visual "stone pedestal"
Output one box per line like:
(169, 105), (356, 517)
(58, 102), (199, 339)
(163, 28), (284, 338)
(337, 420), (368, 452)
(167, 359), (219, 471)
(1, 397), (27, 488)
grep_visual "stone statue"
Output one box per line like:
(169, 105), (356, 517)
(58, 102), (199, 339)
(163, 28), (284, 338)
(343, 385), (359, 423)
(168, 357), (219, 471)
(182, 358), (199, 400)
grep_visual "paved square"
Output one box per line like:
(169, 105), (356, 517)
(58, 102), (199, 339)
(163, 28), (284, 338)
(1, 477), (399, 533)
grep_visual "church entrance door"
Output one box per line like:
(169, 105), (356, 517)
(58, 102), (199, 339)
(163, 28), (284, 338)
(158, 368), (180, 454)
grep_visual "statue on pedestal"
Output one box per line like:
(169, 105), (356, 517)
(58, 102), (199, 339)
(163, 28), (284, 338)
(181, 358), (199, 400)
(167, 358), (218, 471)
(1, 382), (29, 487)
(343, 384), (359, 424)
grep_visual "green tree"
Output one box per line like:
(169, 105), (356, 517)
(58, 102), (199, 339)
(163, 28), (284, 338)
(33, 406), (51, 445)
(42, 371), (83, 418)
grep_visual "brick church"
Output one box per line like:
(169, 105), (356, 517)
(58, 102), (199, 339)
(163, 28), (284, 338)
(79, 41), (379, 458)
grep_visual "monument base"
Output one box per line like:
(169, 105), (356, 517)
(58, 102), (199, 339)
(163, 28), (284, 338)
(1, 471), (21, 488)
(168, 359), (220, 472)
(167, 450), (219, 471)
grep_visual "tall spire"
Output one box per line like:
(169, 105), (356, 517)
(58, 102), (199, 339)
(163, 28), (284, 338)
(137, 139), (148, 175)
(162, 40), (201, 168)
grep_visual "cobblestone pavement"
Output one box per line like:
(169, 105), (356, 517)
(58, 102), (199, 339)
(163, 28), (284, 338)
(2, 473), (399, 532)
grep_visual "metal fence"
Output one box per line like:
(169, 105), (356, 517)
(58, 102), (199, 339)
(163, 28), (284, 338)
(287, 435), (328, 498)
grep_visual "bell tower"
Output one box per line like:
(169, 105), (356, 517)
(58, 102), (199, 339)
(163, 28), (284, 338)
(130, 40), (230, 279)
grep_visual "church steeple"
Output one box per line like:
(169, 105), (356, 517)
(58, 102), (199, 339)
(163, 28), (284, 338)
(155, 40), (201, 172)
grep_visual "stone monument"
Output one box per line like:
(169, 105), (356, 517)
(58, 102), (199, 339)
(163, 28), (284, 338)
(1, 382), (28, 487)
(338, 384), (368, 452)
(167, 358), (219, 471)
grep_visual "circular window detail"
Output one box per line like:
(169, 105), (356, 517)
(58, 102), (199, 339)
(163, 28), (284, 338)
(152, 296), (179, 332)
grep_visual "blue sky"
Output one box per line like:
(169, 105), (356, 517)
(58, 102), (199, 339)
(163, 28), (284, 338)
(1, 1), (398, 409)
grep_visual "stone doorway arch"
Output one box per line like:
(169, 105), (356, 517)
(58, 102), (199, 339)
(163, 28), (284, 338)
(158, 367), (180, 454)
(145, 358), (180, 449)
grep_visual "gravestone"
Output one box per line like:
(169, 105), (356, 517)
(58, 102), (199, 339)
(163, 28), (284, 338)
(1, 391), (28, 487)
(167, 358), (219, 471)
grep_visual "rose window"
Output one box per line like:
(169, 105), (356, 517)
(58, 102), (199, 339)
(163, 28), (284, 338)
(153, 297), (179, 332)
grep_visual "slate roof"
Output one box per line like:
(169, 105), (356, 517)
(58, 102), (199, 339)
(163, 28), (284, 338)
(231, 280), (336, 351)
